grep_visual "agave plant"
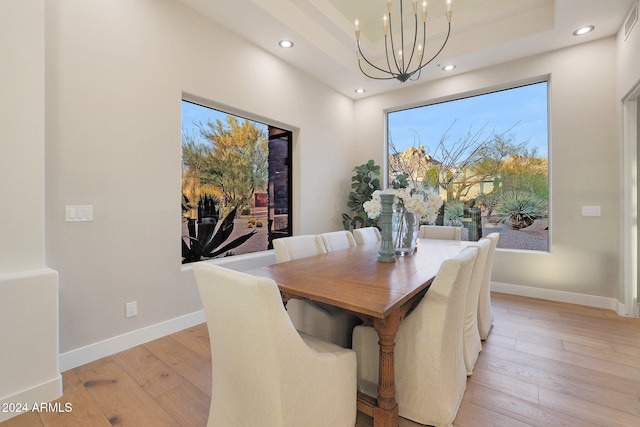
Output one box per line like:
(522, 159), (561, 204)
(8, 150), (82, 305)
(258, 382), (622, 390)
(495, 191), (547, 230)
(444, 199), (465, 227)
(182, 195), (256, 263)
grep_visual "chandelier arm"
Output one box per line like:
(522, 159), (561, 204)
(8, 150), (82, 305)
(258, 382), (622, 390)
(400, 0), (405, 74)
(384, 35), (396, 76)
(357, 57), (397, 80)
(411, 18), (427, 75)
(358, 43), (398, 77)
(405, 13), (420, 75)
(387, 12), (402, 74)
(409, 66), (422, 81)
(413, 22), (451, 73)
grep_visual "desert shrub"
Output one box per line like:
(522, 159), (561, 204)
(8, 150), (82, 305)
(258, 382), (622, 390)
(495, 191), (547, 230)
(444, 199), (464, 227)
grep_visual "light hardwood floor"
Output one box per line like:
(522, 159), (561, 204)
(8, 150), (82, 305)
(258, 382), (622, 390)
(3, 293), (640, 427)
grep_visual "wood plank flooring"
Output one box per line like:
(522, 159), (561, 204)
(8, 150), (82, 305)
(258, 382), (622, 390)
(3, 293), (640, 426)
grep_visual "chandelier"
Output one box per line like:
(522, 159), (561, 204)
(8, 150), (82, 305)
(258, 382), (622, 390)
(355, 0), (452, 83)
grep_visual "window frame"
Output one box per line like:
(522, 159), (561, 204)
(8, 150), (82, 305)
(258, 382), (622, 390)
(385, 78), (551, 252)
(181, 96), (293, 262)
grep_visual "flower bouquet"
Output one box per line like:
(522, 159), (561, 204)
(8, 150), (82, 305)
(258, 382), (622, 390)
(363, 174), (443, 255)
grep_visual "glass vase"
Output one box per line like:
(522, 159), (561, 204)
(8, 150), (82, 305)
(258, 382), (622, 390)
(392, 206), (419, 256)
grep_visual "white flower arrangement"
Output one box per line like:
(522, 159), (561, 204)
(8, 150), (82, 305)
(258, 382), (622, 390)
(363, 185), (443, 223)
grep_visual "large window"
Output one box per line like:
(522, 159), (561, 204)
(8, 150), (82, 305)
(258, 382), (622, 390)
(387, 82), (549, 251)
(181, 100), (292, 263)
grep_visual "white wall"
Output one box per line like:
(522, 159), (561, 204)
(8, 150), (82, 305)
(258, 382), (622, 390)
(0, 0), (61, 421)
(353, 37), (623, 304)
(45, 0), (354, 362)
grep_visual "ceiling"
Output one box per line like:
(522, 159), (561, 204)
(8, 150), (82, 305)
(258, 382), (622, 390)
(177, 0), (636, 99)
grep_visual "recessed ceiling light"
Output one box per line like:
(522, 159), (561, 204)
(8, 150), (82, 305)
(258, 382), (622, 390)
(355, 88), (366, 94)
(278, 40), (294, 48)
(573, 25), (595, 36)
(442, 64), (456, 71)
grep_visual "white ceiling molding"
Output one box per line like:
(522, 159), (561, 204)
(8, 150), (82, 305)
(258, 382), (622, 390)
(177, 0), (635, 98)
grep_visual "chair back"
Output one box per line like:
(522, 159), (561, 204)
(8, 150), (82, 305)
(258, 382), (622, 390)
(419, 225), (462, 240)
(352, 227), (382, 245)
(394, 246), (477, 425)
(320, 230), (356, 252)
(273, 233), (358, 347)
(193, 264), (302, 426)
(273, 234), (326, 263)
(478, 232), (500, 339)
(193, 263), (358, 427)
(352, 247), (477, 426)
(460, 239), (491, 374)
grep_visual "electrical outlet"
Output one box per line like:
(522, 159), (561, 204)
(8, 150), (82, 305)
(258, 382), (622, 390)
(126, 301), (137, 318)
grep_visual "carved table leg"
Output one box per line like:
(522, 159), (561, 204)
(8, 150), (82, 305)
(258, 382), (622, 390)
(372, 311), (401, 427)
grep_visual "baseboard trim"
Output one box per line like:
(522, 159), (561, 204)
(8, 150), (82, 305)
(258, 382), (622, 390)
(492, 281), (621, 312)
(59, 310), (205, 372)
(614, 300), (640, 317)
(0, 375), (62, 423)
(57, 281), (632, 372)
(60, 252), (277, 372)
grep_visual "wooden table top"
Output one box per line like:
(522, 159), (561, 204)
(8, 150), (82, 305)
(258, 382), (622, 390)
(249, 238), (464, 319)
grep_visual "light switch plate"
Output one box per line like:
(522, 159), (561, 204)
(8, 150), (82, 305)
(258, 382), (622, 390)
(581, 205), (601, 217)
(65, 205), (94, 222)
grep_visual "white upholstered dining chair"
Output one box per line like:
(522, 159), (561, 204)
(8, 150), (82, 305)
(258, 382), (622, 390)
(352, 227), (381, 245)
(418, 224), (463, 240)
(460, 238), (491, 375)
(319, 230), (357, 252)
(272, 234), (327, 263)
(352, 247), (478, 427)
(478, 232), (500, 339)
(273, 235), (358, 347)
(193, 263), (357, 427)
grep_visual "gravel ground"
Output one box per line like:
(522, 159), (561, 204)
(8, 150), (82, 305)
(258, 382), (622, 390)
(482, 218), (549, 251)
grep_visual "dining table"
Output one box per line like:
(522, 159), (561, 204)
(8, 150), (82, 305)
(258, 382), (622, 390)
(248, 237), (464, 427)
